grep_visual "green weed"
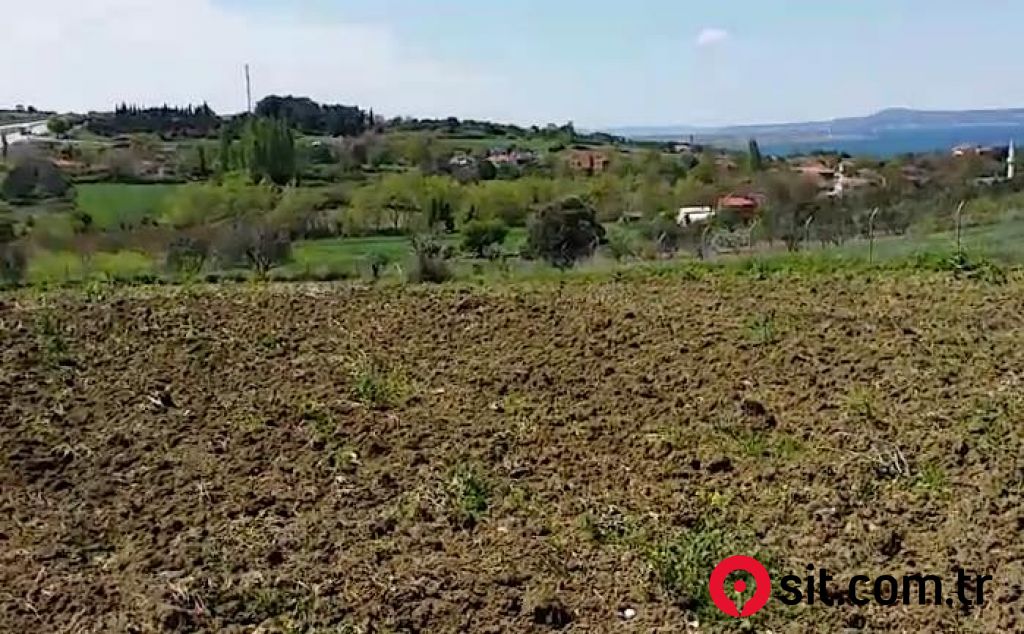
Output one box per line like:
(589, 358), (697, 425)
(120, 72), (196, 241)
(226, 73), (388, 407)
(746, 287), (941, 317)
(35, 310), (69, 363)
(350, 357), (411, 410)
(914, 462), (949, 493)
(579, 506), (638, 545)
(644, 519), (733, 617)
(446, 463), (492, 528)
(745, 311), (778, 345)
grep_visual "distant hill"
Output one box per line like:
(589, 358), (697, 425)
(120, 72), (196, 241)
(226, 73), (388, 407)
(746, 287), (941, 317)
(608, 108), (1024, 156)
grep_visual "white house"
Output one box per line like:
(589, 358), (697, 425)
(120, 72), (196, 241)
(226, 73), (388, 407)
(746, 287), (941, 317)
(677, 206), (715, 226)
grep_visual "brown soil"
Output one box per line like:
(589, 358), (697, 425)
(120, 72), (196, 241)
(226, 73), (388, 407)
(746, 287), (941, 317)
(2, 273), (1023, 633)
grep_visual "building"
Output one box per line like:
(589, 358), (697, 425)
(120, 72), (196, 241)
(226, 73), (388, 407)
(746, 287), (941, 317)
(566, 149), (611, 173)
(794, 162), (838, 190)
(677, 206), (715, 226)
(487, 148), (538, 167)
(1009, 141), (1016, 180)
(717, 194), (761, 217)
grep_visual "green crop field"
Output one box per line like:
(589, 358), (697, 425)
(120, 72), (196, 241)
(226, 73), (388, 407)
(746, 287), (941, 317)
(75, 183), (181, 230)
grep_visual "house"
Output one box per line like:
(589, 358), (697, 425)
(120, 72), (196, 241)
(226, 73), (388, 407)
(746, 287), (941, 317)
(953, 144), (997, 158)
(566, 149), (611, 173)
(717, 194), (761, 217)
(677, 206), (715, 226)
(449, 154), (476, 168)
(795, 163), (838, 190)
(486, 148), (538, 167)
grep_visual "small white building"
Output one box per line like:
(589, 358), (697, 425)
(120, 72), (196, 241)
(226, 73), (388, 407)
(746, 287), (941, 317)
(677, 206), (715, 226)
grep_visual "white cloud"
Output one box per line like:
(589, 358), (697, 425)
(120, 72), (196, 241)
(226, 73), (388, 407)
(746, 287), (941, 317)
(1, 0), (496, 117)
(695, 27), (730, 48)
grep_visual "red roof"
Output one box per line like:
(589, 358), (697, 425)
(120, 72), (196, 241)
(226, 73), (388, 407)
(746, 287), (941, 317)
(718, 195), (760, 210)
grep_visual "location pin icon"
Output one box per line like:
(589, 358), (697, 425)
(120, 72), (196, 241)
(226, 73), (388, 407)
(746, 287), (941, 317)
(709, 556), (773, 618)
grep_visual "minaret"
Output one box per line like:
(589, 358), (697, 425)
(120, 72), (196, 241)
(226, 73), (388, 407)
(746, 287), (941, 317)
(1009, 140), (1016, 180)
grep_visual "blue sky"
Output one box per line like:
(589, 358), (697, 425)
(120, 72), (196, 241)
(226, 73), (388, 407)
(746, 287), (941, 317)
(7, 0), (1024, 127)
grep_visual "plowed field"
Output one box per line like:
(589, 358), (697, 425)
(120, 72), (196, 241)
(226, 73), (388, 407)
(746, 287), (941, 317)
(2, 272), (1023, 632)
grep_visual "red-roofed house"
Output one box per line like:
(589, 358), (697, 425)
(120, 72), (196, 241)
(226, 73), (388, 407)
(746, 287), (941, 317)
(717, 194), (761, 219)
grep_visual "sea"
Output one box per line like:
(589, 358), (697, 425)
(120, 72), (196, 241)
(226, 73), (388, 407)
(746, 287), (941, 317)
(739, 126), (1024, 158)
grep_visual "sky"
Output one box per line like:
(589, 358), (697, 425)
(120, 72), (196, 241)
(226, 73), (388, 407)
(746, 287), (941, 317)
(5, 0), (1024, 128)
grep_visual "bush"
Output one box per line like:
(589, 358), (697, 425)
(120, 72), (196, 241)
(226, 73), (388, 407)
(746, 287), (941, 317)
(409, 234), (453, 283)
(605, 225), (639, 261)
(365, 250), (393, 280)
(525, 196), (606, 269)
(166, 235), (210, 277)
(1, 158), (71, 203)
(215, 221), (292, 277)
(164, 176), (277, 229)
(461, 219), (509, 258)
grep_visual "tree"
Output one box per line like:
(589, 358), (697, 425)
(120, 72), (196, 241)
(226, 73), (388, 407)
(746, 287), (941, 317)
(747, 139), (764, 172)
(241, 117), (297, 186)
(215, 221), (292, 277)
(105, 149), (141, 182)
(47, 117), (71, 136)
(605, 225), (638, 261)
(256, 95), (368, 137)
(428, 198), (456, 233)
(525, 197), (606, 268)
(366, 250), (393, 280)
(760, 173), (820, 251)
(691, 153), (717, 184)
(477, 159), (497, 181)
(196, 145), (209, 177)
(217, 125), (234, 174)
(409, 233), (454, 283)
(462, 219), (509, 258)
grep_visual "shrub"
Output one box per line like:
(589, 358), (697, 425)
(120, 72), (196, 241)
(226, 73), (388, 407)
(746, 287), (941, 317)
(0, 242), (27, 285)
(267, 186), (327, 238)
(365, 250), (393, 280)
(409, 234), (454, 283)
(164, 176), (278, 229)
(641, 215), (704, 257)
(1, 158), (71, 202)
(166, 235), (210, 278)
(525, 196), (606, 269)
(461, 219), (509, 258)
(605, 225), (639, 261)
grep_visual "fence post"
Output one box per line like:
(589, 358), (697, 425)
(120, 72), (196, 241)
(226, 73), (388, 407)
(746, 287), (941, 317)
(803, 216), (814, 249)
(748, 218), (761, 251)
(955, 200), (966, 257)
(868, 207), (880, 264)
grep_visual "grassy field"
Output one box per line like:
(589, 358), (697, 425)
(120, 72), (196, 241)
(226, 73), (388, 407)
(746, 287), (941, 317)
(75, 183), (181, 229)
(26, 250), (158, 285)
(288, 228), (530, 276)
(838, 216), (1024, 264)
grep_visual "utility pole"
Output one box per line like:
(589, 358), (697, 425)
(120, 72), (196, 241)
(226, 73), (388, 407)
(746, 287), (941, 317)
(245, 64), (253, 114)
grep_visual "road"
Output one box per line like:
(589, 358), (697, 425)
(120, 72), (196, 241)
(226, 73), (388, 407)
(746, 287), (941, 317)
(0, 120), (51, 144)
